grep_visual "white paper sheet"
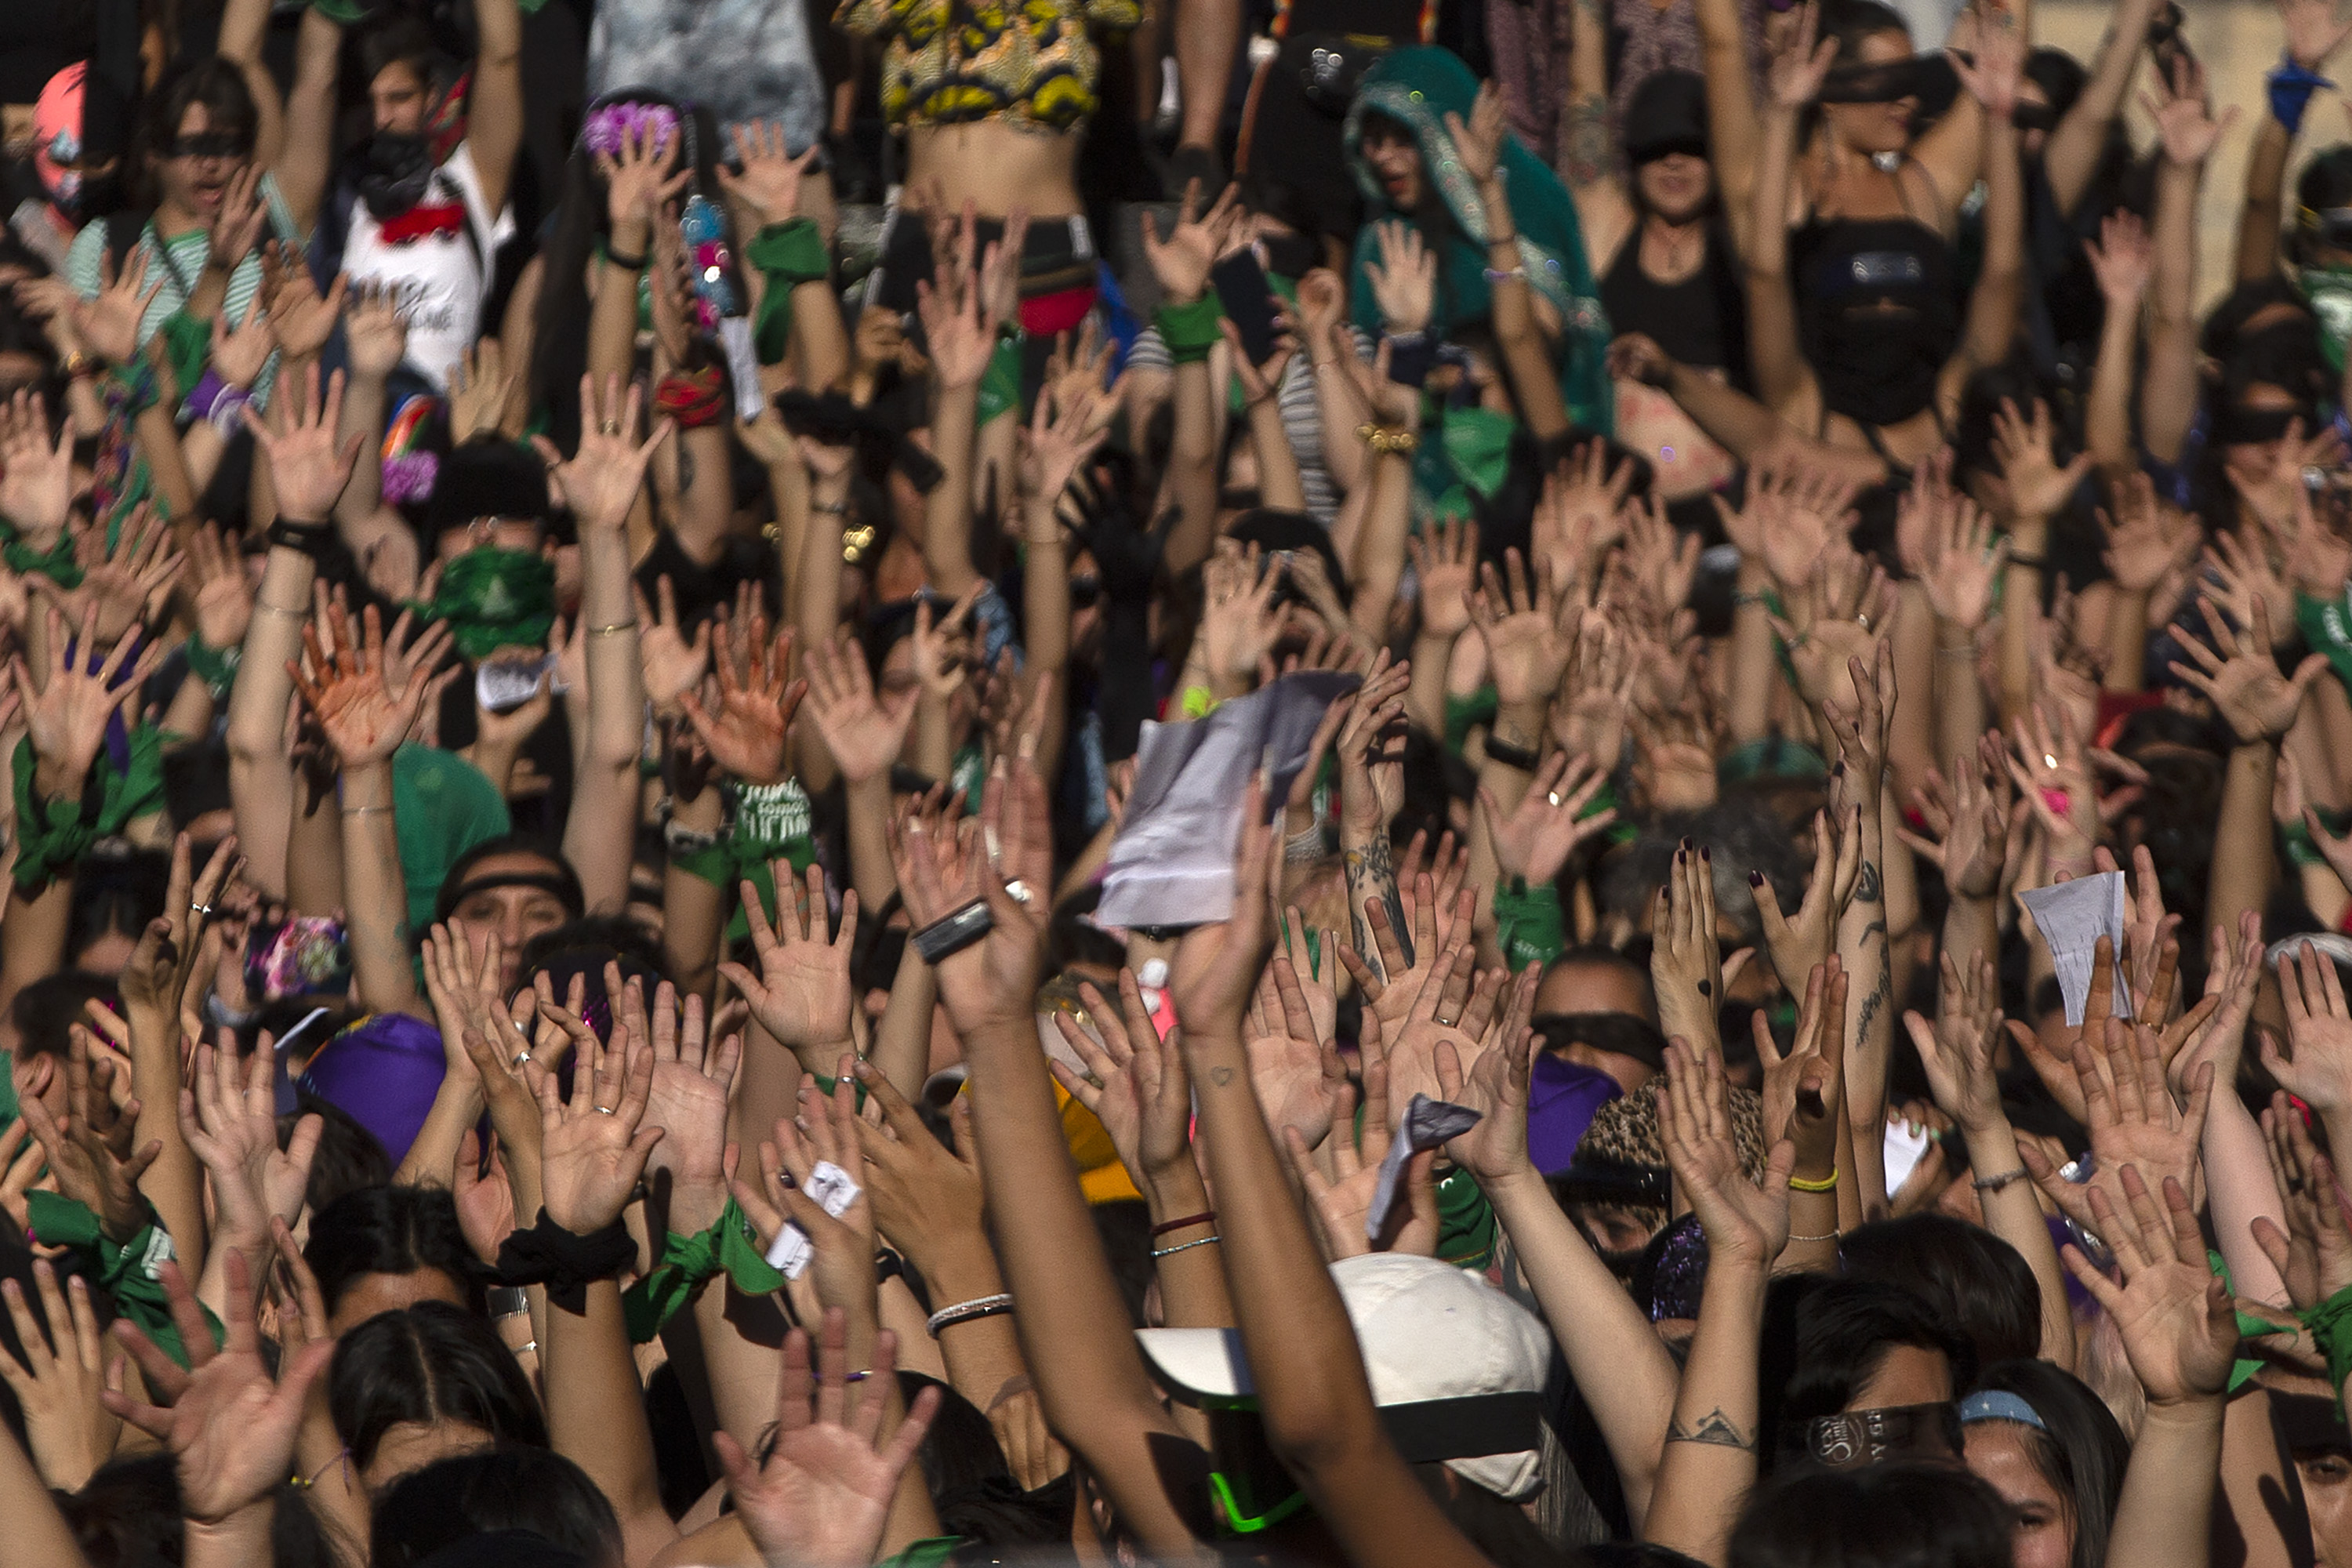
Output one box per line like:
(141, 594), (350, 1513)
(2017, 872), (2134, 1025)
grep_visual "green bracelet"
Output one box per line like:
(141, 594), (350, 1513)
(975, 328), (1026, 426)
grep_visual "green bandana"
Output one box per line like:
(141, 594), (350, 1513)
(747, 219), (833, 365)
(0, 519), (82, 586)
(26, 1193), (222, 1367)
(10, 724), (167, 894)
(394, 743), (513, 934)
(420, 546), (556, 661)
(2305, 1279), (2352, 1413)
(2305, 268), (2352, 374)
(672, 779), (818, 940)
(158, 309), (212, 408)
(621, 1197), (786, 1341)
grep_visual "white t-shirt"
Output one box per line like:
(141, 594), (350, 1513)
(341, 140), (513, 393)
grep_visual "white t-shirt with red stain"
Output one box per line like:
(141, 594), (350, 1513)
(341, 140), (513, 394)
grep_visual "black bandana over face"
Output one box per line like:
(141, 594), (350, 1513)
(357, 131), (434, 220)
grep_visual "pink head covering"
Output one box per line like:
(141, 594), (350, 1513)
(33, 62), (86, 212)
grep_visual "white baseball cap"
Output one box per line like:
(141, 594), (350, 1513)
(1137, 1253), (1553, 1500)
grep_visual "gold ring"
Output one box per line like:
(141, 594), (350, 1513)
(599, 420), (622, 436)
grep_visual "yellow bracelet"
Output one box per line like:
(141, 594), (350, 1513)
(1358, 423), (1420, 455)
(1787, 1169), (1838, 1193)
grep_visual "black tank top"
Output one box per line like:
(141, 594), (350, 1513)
(1598, 220), (1751, 392)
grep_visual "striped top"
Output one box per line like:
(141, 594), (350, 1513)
(65, 173), (303, 408)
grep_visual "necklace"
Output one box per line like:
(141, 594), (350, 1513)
(1644, 219), (1703, 282)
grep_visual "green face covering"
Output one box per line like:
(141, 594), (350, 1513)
(423, 546), (556, 661)
(2304, 267), (2352, 373)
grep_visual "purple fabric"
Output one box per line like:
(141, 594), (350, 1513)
(296, 1012), (448, 1165)
(1527, 1053), (1622, 1176)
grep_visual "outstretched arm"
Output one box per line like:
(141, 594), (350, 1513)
(467, 0), (525, 217)
(275, 9), (342, 237)
(2042, 0), (2165, 218)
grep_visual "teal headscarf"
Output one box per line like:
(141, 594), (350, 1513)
(1345, 47), (1613, 437)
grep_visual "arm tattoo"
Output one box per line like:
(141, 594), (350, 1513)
(1855, 859), (1882, 905)
(1666, 1410), (1759, 1452)
(1344, 837), (1412, 979)
(1566, 93), (1614, 191)
(1854, 966), (1891, 1046)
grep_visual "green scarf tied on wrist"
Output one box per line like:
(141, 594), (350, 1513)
(621, 1197), (786, 1341)
(2303, 1279), (2352, 1414)
(27, 1192), (223, 1368)
(0, 518), (82, 586)
(11, 724), (167, 894)
(748, 219), (834, 366)
(417, 546), (557, 661)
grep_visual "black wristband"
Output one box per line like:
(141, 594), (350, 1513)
(911, 899), (993, 964)
(1483, 734), (1541, 772)
(605, 242), (648, 270)
(267, 516), (333, 556)
(493, 1210), (637, 1316)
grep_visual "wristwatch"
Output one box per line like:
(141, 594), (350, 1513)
(488, 1286), (532, 1319)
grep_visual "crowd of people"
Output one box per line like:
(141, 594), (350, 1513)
(6, 0), (2352, 1563)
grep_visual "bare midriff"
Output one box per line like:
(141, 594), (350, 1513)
(905, 122), (1083, 218)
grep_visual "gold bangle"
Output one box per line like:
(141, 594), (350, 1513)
(255, 601), (308, 619)
(343, 804), (393, 816)
(1358, 423), (1419, 455)
(1786, 1229), (1841, 1244)
(586, 620), (639, 637)
(1787, 1169), (1838, 1193)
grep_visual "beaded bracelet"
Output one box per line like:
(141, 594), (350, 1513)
(1151, 1234), (1221, 1259)
(927, 1293), (1015, 1336)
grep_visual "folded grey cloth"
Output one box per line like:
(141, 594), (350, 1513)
(1098, 671), (1359, 929)
(1370, 1093), (1483, 1239)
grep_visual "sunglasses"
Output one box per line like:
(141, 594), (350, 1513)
(168, 132), (252, 161)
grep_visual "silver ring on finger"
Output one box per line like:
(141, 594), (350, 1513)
(593, 1105), (617, 1116)
(1005, 878), (1034, 906)
(513, 1051), (532, 1067)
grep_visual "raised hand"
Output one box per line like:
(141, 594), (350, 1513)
(103, 1252), (335, 1526)
(681, 612), (804, 786)
(243, 363), (362, 521)
(291, 601), (452, 770)
(185, 523), (253, 654)
(14, 604), (165, 801)
(1281, 1026), (1436, 1260)
(637, 981), (741, 1221)
(1022, 365), (1120, 508)
(530, 1010), (662, 1235)
(178, 1035), (321, 1254)
(2142, 53), (2235, 168)
(2060, 1168), (2235, 1406)
(1650, 840), (1747, 1057)
(1922, 495), (2007, 630)
(1476, 750), (1617, 885)
(848, 1064), (985, 1274)
(915, 206), (1000, 389)
(259, 244), (348, 361)
(205, 163), (266, 273)
(2020, 1013), (2212, 1240)
(2085, 211), (2154, 308)
(0, 1260), (122, 1490)
(1532, 443), (1637, 593)
(631, 575), (711, 718)
(448, 338), (514, 443)
(33, 506), (184, 650)
(1752, 806), (1862, 996)
(597, 114), (691, 252)
(1659, 1040), (1795, 1268)
(2100, 472), (2197, 592)
(0, 389), (73, 535)
(889, 757), (1054, 1032)
(1987, 397), (2093, 524)
(343, 282), (409, 382)
(1766, 0), (1840, 109)
(720, 863), (858, 1055)
(1468, 547), (1577, 707)
(1440, 78), (1511, 186)
(797, 626), (916, 786)
(2251, 1092), (2352, 1310)
(1407, 516), (1479, 642)
(1238, 953), (1348, 1149)
(2169, 595), (2327, 744)
(1335, 648), (1410, 840)
(1140, 178), (1243, 305)
(1947, 5), (2024, 113)
(1904, 951), (2007, 1136)
(81, 247), (160, 366)
(2265, 940), (2352, 1114)
(718, 118), (818, 227)
(1755, 960), (1848, 1180)
(533, 372), (674, 534)
(1053, 970), (1202, 1192)
(1364, 221), (1437, 336)
(714, 1311), (939, 1568)
(1897, 736), (2012, 898)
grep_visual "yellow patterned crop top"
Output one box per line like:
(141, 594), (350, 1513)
(833, 0), (1142, 132)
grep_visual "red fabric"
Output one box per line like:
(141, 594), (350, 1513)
(376, 203), (467, 246)
(2094, 689), (2163, 748)
(654, 368), (726, 429)
(1018, 283), (1098, 338)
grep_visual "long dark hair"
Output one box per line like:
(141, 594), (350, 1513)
(303, 1184), (488, 1319)
(328, 1301), (549, 1472)
(528, 88), (728, 455)
(369, 1446), (621, 1568)
(1969, 1359), (2131, 1568)
(1732, 1463), (2016, 1568)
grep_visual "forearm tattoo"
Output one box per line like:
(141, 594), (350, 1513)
(1666, 1410), (1758, 1452)
(1566, 92), (1614, 191)
(1343, 837), (1412, 980)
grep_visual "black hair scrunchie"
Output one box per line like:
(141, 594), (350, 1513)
(493, 1210), (637, 1316)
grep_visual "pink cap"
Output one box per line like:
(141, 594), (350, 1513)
(33, 61), (86, 207)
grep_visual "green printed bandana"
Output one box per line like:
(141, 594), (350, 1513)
(0, 520), (82, 586)
(2306, 268), (2352, 374)
(420, 546), (556, 661)
(26, 1193), (222, 1368)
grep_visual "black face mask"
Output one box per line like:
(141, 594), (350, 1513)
(358, 131), (434, 220)
(1818, 58), (1923, 103)
(1258, 231), (1319, 281)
